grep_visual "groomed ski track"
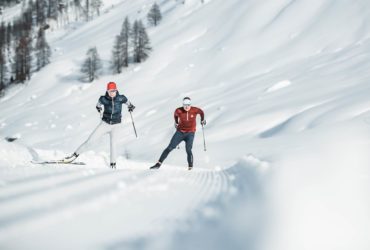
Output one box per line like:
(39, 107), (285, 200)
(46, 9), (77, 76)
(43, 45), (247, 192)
(0, 156), (264, 250)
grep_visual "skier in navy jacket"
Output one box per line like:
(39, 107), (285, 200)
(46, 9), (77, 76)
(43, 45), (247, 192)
(62, 82), (135, 168)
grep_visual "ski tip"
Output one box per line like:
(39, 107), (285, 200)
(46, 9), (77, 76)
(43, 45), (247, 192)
(5, 137), (18, 142)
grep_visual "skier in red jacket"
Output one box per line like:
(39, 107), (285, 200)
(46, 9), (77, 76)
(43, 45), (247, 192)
(150, 97), (206, 170)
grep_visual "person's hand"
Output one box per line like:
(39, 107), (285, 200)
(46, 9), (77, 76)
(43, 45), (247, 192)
(201, 120), (206, 126)
(128, 104), (135, 112)
(174, 123), (178, 129)
(96, 106), (102, 113)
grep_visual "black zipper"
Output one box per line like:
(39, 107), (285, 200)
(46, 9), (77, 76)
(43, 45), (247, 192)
(110, 97), (114, 124)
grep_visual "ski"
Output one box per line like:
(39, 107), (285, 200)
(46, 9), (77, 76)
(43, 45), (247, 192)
(5, 136), (18, 142)
(31, 160), (86, 165)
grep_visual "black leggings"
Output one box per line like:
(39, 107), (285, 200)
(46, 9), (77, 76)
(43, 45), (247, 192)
(159, 131), (195, 166)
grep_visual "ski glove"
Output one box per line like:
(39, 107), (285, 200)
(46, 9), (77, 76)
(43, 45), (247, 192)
(128, 104), (135, 112)
(96, 106), (102, 113)
(201, 120), (206, 126)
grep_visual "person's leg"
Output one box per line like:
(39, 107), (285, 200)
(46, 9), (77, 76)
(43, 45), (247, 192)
(75, 121), (109, 155)
(158, 131), (184, 164)
(63, 122), (108, 163)
(184, 132), (195, 169)
(109, 124), (119, 168)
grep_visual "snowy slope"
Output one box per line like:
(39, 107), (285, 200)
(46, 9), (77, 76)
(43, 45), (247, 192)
(1, 0), (370, 249)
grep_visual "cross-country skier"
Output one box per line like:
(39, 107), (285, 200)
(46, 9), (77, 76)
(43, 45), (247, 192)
(62, 82), (135, 168)
(150, 97), (206, 170)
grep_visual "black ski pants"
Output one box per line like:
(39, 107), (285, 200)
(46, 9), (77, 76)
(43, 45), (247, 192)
(159, 131), (195, 166)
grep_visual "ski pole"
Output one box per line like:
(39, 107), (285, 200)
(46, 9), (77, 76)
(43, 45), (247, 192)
(202, 124), (207, 151)
(129, 111), (138, 138)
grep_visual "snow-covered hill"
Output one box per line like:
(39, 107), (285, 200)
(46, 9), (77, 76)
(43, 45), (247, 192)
(1, 0), (370, 249)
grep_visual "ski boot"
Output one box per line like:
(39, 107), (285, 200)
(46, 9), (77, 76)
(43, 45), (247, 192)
(110, 162), (116, 169)
(150, 162), (161, 170)
(62, 152), (79, 163)
(188, 164), (193, 171)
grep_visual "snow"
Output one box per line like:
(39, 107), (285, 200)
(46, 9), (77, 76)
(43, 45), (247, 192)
(1, 0), (370, 249)
(0, 2), (22, 22)
(266, 80), (291, 93)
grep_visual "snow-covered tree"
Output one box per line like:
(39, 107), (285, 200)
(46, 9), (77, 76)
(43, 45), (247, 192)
(120, 16), (131, 68)
(91, 0), (102, 16)
(13, 36), (32, 83)
(6, 23), (12, 50)
(0, 22), (10, 89)
(47, 0), (59, 20)
(35, 27), (51, 71)
(81, 46), (102, 82)
(147, 2), (162, 26)
(85, 0), (89, 21)
(0, 22), (6, 48)
(0, 47), (7, 92)
(35, 0), (47, 26)
(0, 23), (8, 89)
(111, 35), (124, 74)
(132, 20), (151, 63)
(111, 16), (131, 74)
(72, 0), (83, 21)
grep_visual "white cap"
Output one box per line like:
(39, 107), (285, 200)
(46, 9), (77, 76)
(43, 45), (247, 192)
(183, 97), (191, 105)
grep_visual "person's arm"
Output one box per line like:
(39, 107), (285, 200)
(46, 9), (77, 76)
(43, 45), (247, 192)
(174, 109), (179, 128)
(121, 95), (135, 112)
(120, 94), (128, 104)
(198, 108), (206, 125)
(96, 98), (103, 113)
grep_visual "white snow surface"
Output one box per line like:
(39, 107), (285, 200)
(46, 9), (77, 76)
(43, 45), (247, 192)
(1, 0), (370, 249)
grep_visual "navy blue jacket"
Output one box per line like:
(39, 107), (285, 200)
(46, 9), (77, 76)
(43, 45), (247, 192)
(97, 91), (128, 124)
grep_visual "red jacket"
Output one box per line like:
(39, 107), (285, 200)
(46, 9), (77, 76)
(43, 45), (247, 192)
(174, 107), (205, 132)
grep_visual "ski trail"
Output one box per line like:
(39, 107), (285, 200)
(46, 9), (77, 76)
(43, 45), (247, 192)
(0, 167), (85, 186)
(0, 169), (116, 202)
(104, 166), (238, 250)
(0, 169), (153, 237)
(141, 157), (269, 250)
(0, 164), (236, 250)
(0, 160), (93, 183)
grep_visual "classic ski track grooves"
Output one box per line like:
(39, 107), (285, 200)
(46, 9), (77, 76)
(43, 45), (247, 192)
(0, 170), (152, 233)
(0, 169), (118, 202)
(0, 168), (86, 186)
(0, 166), (234, 246)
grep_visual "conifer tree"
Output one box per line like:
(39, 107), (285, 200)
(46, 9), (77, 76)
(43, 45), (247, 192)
(91, 0), (102, 16)
(13, 36), (32, 83)
(111, 16), (131, 74)
(0, 47), (6, 92)
(81, 46), (102, 82)
(120, 16), (131, 67)
(47, 0), (59, 20)
(147, 2), (162, 26)
(35, 27), (51, 71)
(132, 20), (151, 63)
(111, 35), (124, 74)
